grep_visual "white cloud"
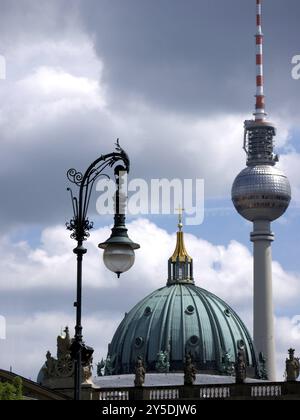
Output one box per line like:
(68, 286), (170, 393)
(1, 311), (119, 380)
(1, 220), (299, 306)
(0, 38), (106, 136)
(279, 152), (300, 204)
(18, 65), (106, 106)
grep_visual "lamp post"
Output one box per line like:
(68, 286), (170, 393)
(66, 140), (140, 400)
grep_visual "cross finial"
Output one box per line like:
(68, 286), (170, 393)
(176, 205), (185, 231)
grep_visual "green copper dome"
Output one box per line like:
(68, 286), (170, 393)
(106, 217), (259, 377)
(106, 284), (258, 376)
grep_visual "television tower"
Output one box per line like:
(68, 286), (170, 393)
(231, 0), (291, 381)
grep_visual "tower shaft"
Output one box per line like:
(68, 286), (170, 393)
(251, 221), (276, 381)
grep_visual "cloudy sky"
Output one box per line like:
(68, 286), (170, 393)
(0, 0), (300, 381)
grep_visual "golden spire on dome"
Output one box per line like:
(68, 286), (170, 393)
(170, 207), (192, 263)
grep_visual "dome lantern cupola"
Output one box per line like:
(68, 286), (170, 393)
(167, 209), (194, 285)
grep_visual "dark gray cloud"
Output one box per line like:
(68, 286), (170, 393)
(0, 286), (149, 319)
(0, 0), (298, 232)
(0, 110), (115, 230)
(79, 0), (300, 116)
(0, 0), (81, 47)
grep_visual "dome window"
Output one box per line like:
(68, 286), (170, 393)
(237, 339), (246, 350)
(224, 309), (231, 317)
(189, 335), (199, 346)
(135, 337), (144, 348)
(185, 305), (195, 315)
(144, 307), (152, 316)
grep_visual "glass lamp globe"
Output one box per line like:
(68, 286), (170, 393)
(99, 221), (140, 277)
(103, 244), (135, 277)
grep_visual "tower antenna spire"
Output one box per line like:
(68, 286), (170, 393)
(254, 0), (267, 122)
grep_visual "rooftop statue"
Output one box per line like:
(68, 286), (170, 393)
(134, 357), (146, 388)
(259, 352), (268, 380)
(57, 326), (71, 359)
(235, 349), (247, 384)
(155, 351), (170, 373)
(97, 359), (105, 377)
(184, 353), (196, 386)
(286, 349), (300, 382)
(221, 350), (234, 376)
(45, 351), (56, 377)
(104, 355), (115, 376)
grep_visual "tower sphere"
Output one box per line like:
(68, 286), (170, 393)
(232, 164), (291, 222)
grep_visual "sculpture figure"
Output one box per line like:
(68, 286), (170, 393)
(134, 357), (146, 387)
(57, 326), (71, 359)
(97, 359), (105, 377)
(259, 352), (268, 380)
(235, 350), (247, 384)
(44, 351), (56, 377)
(286, 348), (300, 382)
(155, 351), (170, 373)
(184, 352), (196, 386)
(221, 350), (234, 376)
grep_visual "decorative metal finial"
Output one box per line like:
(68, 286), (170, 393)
(115, 138), (121, 152)
(176, 206), (185, 231)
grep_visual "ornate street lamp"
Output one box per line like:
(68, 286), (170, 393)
(66, 140), (140, 400)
